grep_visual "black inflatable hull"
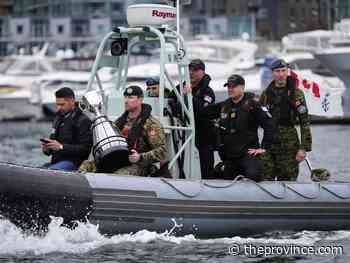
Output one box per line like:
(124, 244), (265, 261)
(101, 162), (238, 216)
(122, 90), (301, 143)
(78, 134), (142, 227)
(1, 163), (350, 237)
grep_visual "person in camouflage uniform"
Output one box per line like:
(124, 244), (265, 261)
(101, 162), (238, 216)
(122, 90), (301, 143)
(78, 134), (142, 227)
(79, 85), (168, 176)
(259, 59), (312, 181)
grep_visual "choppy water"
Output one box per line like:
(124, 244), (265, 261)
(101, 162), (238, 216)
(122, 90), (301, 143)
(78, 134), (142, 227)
(0, 122), (349, 262)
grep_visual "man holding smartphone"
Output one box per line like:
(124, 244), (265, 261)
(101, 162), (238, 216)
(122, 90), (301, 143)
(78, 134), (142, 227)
(42, 87), (92, 171)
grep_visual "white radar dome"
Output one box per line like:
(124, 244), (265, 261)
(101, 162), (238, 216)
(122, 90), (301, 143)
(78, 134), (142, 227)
(127, 4), (177, 27)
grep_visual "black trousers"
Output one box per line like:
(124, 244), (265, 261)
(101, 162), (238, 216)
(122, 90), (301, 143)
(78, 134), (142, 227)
(223, 154), (262, 182)
(197, 145), (215, 179)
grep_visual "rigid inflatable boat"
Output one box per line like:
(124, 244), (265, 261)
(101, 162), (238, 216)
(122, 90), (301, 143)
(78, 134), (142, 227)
(1, 162), (350, 237)
(2, 3), (348, 238)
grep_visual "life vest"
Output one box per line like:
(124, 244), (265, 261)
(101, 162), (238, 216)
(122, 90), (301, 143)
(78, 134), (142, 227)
(114, 104), (152, 151)
(219, 93), (260, 159)
(265, 76), (297, 126)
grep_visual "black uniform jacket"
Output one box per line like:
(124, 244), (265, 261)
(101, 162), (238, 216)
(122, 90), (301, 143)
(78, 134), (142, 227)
(46, 107), (92, 166)
(191, 74), (216, 146)
(201, 92), (274, 159)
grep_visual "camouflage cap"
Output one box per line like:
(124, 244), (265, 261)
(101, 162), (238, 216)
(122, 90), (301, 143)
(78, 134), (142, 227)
(189, 59), (205, 70)
(123, 85), (144, 97)
(270, 59), (289, 70)
(224, 74), (245, 87)
(311, 168), (331, 182)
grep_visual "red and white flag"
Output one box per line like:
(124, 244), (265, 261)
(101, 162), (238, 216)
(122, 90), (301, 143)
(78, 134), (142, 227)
(290, 70), (344, 117)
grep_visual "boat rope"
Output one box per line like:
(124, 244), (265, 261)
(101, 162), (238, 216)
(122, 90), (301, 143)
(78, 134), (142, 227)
(284, 183), (321, 199)
(203, 177), (287, 199)
(321, 184), (350, 199)
(160, 178), (203, 198)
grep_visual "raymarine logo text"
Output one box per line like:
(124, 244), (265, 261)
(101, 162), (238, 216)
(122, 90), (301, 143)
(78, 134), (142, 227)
(152, 10), (176, 19)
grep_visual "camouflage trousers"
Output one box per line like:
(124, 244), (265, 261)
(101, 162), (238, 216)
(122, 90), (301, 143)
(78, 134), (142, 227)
(261, 126), (300, 181)
(78, 160), (152, 176)
(79, 160), (97, 173)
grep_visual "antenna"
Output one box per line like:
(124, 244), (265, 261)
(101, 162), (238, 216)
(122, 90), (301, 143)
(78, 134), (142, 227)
(175, 0), (192, 35)
(177, 0), (180, 35)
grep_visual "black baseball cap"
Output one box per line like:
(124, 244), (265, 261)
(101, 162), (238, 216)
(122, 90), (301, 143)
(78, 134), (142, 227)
(270, 59), (289, 70)
(123, 85), (144, 97)
(224, 74), (245, 87)
(146, 76), (160, 86)
(189, 59), (205, 70)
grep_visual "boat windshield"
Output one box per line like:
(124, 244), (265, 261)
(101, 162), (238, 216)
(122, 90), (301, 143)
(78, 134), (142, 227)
(187, 44), (240, 63)
(289, 58), (335, 77)
(43, 80), (88, 91)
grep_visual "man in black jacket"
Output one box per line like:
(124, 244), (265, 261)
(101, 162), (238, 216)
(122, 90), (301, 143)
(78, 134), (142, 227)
(185, 59), (216, 179)
(41, 87), (92, 171)
(201, 74), (274, 181)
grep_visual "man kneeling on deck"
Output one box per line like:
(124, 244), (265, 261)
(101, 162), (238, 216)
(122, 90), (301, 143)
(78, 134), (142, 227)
(79, 85), (168, 176)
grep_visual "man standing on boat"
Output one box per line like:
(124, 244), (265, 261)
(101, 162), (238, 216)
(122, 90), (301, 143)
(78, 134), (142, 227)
(201, 74), (274, 181)
(259, 59), (312, 181)
(41, 87), (92, 171)
(184, 59), (216, 179)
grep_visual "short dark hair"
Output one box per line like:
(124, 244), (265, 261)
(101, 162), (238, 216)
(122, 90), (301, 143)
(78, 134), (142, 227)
(55, 87), (75, 99)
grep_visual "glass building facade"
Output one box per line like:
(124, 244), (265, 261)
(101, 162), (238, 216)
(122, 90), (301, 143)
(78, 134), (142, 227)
(0, 0), (126, 56)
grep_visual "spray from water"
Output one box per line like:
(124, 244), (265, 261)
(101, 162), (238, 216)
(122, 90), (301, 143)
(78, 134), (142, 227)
(0, 216), (348, 256)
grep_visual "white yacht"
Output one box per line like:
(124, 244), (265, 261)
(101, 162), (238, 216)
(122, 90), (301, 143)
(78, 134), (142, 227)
(186, 36), (258, 76)
(0, 46), (61, 120)
(126, 36), (260, 102)
(314, 19), (350, 87)
(314, 19), (350, 116)
(281, 30), (334, 52)
(30, 69), (115, 119)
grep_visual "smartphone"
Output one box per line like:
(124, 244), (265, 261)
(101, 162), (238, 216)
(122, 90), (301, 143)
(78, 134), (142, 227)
(40, 138), (50, 143)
